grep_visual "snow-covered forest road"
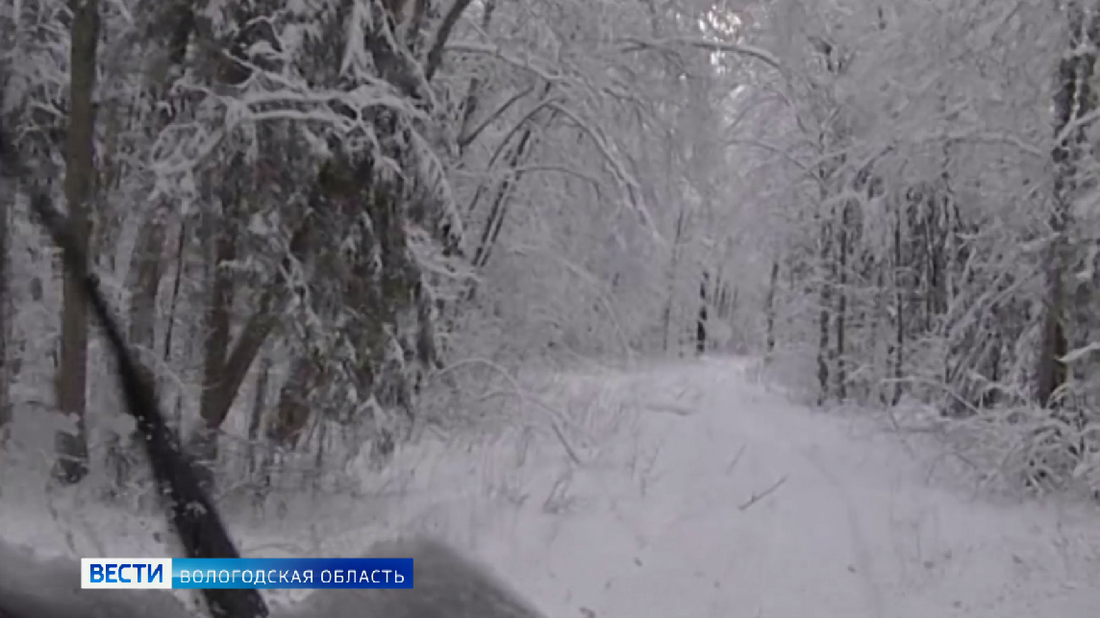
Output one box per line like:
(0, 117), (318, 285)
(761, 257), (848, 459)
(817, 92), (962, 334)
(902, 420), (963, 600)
(471, 357), (1099, 618)
(521, 358), (1100, 618)
(2, 358), (1099, 618)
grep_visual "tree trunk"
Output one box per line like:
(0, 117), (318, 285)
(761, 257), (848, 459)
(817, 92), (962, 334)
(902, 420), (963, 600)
(192, 201), (239, 488)
(662, 205), (687, 352)
(835, 203), (849, 401)
(816, 212), (833, 406)
(189, 205), (313, 488)
(53, 0), (100, 484)
(246, 355), (271, 477)
(764, 259), (779, 356)
(468, 83), (556, 277)
(470, 125), (536, 270)
(0, 181), (11, 437)
(106, 205), (169, 489)
(162, 220), (188, 431)
(268, 355), (319, 449)
(695, 270), (708, 354)
(891, 204), (904, 406)
(1038, 1), (1097, 406)
(454, 0), (496, 157)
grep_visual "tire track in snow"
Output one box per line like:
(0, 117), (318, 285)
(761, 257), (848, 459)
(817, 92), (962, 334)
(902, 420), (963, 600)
(801, 445), (886, 618)
(613, 360), (891, 617)
(694, 358), (1100, 618)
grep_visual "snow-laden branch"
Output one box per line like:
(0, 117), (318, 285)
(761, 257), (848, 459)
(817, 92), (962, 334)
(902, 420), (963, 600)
(727, 138), (814, 176)
(498, 164), (605, 192)
(425, 0), (476, 81)
(615, 36), (781, 71)
(1053, 92), (1100, 148)
(445, 41), (564, 83)
(545, 102), (659, 240)
(908, 128), (1046, 159)
(1061, 342), (1100, 364)
(458, 86), (536, 148)
(507, 242), (634, 361)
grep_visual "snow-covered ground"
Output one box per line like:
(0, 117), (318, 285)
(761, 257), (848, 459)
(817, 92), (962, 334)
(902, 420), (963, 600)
(2, 356), (1099, 617)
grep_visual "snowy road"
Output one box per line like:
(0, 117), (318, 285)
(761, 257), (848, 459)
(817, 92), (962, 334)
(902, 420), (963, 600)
(479, 358), (1100, 618)
(2, 357), (1099, 618)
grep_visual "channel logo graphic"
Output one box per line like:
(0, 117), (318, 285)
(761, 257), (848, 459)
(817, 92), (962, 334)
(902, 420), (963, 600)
(80, 558), (414, 590)
(81, 558), (172, 590)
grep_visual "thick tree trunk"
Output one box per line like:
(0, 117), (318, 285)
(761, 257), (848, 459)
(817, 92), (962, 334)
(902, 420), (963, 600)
(53, 0), (100, 484)
(199, 214), (313, 428)
(188, 198), (313, 489)
(246, 355), (271, 476)
(192, 201), (239, 487)
(268, 356), (319, 449)
(1038, 1), (1097, 406)
(106, 205), (169, 489)
(162, 221), (188, 431)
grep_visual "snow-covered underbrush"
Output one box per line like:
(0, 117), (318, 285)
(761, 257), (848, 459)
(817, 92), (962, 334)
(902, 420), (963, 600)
(0, 359), (685, 616)
(746, 344), (1100, 502)
(881, 401), (1100, 501)
(0, 360), (655, 562)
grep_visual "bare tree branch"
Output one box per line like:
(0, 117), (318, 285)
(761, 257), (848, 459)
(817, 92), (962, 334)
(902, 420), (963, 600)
(616, 36), (781, 70)
(425, 0), (476, 81)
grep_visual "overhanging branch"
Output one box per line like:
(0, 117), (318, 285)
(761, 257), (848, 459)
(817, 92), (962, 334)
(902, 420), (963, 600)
(616, 36), (781, 70)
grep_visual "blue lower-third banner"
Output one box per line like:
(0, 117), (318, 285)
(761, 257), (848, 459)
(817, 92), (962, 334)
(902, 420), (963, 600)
(80, 557), (413, 590)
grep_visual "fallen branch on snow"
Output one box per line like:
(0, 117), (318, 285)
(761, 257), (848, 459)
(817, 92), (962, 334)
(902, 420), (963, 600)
(739, 475), (788, 511)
